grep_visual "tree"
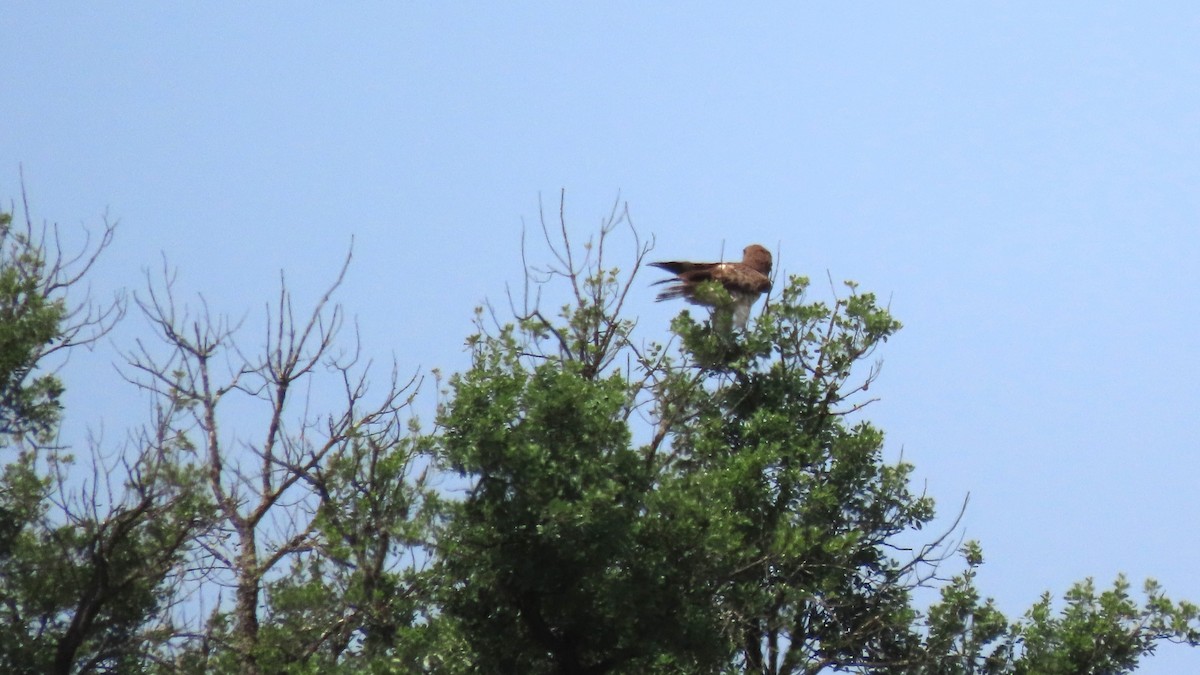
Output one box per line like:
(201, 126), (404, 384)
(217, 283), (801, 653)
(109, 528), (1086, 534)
(0, 186), (440, 675)
(914, 544), (1200, 674)
(0, 195), (117, 442)
(437, 199), (729, 674)
(0, 192), (210, 675)
(124, 250), (437, 674)
(433, 199), (940, 673)
(433, 195), (1200, 674)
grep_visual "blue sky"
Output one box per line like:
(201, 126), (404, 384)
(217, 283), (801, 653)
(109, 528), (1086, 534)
(4, 4), (1199, 669)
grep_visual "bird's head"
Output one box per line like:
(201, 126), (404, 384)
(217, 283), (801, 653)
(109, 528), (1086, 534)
(743, 244), (772, 276)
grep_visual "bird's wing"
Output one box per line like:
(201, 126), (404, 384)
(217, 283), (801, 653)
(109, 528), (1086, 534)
(709, 263), (772, 295)
(651, 262), (770, 304)
(647, 260), (719, 277)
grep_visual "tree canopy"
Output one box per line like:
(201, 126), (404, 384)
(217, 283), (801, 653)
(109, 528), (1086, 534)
(1, 192), (1197, 674)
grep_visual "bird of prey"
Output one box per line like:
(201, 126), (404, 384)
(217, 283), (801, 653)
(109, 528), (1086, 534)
(649, 244), (773, 329)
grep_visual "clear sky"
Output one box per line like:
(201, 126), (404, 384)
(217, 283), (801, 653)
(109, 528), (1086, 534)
(4, 4), (1199, 670)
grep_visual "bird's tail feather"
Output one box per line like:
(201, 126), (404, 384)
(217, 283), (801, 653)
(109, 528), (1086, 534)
(654, 285), (688, 302)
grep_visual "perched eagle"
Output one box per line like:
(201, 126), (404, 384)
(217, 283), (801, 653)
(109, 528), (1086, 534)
(649, 244), (773, 329)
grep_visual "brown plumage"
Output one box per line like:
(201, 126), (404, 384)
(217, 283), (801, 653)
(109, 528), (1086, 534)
(649, 244), (773, 328)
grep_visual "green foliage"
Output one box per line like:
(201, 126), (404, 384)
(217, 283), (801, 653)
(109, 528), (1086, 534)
(237, 432), (442, 674)
(0, 200), (209, 674)
(439, 324), (718, 673)
(918, 543), (1012, 674)
(1011, 576), (1200, 675)
(661, 275), (932, 672)
(0, 210), (66, 442)
(913, 547), (1200, 675)
(0, 445), (209, 674)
